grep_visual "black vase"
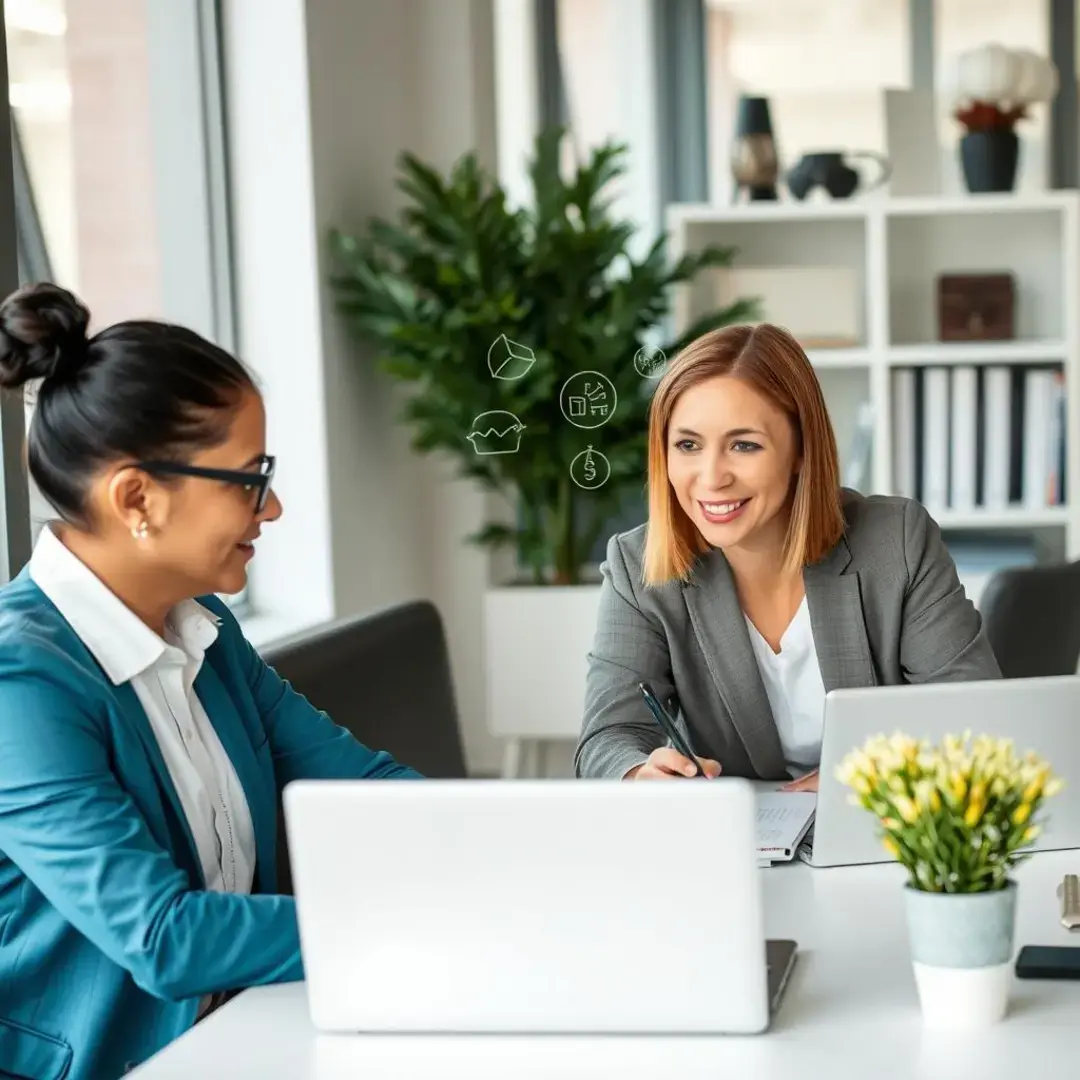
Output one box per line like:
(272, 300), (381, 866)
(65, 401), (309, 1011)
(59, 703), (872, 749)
(731, 95), (778, 201)
(789, 152), (866, 200)
(959, 131), (1019, 194)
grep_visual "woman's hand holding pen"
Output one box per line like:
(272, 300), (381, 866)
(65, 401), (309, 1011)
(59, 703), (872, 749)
(624, 748), (723, 780)
(632, 683), (720, 780)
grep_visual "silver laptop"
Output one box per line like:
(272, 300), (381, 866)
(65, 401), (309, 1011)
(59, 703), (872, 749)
(802, 675), (1080, 868)
(283, 777), (796, 1035)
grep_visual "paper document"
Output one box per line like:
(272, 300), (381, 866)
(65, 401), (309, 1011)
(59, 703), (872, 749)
(756, 792), (816, 862)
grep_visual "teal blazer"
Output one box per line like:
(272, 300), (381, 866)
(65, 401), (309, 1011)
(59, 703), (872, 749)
(0, 571), (422, 1080)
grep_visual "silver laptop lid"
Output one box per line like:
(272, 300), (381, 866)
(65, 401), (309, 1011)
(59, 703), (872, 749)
(811, 675), (1080, 868)
(284, 777), (772, 1035)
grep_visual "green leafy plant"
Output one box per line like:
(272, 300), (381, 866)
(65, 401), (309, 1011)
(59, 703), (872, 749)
(328, 126), (757, 584)
(838, 731), (1063, 894)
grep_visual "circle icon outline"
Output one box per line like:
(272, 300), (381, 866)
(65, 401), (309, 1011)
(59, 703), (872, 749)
(559, 370), (618, 430)
(570, 445), (611, 490)
(634, 344), (667, 379)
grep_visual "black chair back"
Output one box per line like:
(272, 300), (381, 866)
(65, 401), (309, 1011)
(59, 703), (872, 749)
(260, 599), (467, 892)
(979, 561), (1080, 679)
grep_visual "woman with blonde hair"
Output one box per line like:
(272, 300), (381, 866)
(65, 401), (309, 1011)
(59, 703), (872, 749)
(575, 323), (1000, 788)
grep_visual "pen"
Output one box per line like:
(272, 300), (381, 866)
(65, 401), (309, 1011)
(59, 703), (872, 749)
(637, 681), (709, 778)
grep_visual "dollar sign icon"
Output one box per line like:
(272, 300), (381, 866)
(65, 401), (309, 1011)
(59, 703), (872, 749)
(583, 449), (597, 483)
(571, 445), (610, 490)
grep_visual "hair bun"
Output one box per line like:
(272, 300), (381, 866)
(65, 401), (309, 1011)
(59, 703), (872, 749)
(0, 282), (91, 389)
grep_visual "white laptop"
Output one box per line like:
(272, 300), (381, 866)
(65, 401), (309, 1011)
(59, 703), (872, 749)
(283, 777), (797, 1035)
(802, 674), (1080, 868)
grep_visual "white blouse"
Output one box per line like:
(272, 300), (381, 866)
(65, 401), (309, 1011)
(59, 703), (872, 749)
(744, 596), (826, 776)
(29, 525), (257, 898)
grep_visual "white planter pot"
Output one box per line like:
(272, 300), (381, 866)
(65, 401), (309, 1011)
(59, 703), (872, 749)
(904, 881), (1018, 1029)
(484, 585), (602, 773)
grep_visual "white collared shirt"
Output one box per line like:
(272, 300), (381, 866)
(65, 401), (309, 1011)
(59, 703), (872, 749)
(29, 525), (257, 899)
(745, 596), (826, 777)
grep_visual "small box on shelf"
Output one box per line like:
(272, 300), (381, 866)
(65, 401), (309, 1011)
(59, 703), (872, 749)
(937, 273), (1014, 342)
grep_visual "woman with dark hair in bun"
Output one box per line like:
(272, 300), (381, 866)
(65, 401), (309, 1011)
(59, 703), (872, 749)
(0, 283), (421, 1079)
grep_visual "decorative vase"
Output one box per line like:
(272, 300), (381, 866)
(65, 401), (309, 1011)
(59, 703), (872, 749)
(731, 95), (778, 202)
(959, 130), (1019, 193)
(903, 880), (1018, 1028)
(787, 150), (892, 200)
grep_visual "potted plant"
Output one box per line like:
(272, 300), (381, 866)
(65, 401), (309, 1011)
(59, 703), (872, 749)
(327, 127), (756, 759)
(945, 42), (1058, 193)
(838, 730), (1063, 1029)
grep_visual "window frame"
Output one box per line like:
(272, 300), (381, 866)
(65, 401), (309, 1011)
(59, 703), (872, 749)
(5, 0), (247, 611)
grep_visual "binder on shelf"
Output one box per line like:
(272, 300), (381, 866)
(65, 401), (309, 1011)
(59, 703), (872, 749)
(922, 367), (950, 513)
(897, 361), (1068, 518)
(891, 368), (917, 498)
(1048, 371), (1066, 506)
(1008, 367), (1026, 504)
(981, 366), (1012, 511)
(1023, 368), (1056, 509)
(950, 366), (977, 511)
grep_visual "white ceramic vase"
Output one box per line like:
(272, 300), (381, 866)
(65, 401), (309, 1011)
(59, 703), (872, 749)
(904, 881), (1018, 1029)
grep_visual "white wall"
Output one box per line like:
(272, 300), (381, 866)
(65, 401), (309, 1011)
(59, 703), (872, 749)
(222, 0), (335, 638)
(223, 0), (505, 775)
(308, 0), (502, 774)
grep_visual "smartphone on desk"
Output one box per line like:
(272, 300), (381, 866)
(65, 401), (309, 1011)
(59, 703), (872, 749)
(1015, 945), (1080, 980)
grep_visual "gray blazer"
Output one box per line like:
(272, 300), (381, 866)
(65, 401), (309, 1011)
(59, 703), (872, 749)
(575, 489), (1002, 780)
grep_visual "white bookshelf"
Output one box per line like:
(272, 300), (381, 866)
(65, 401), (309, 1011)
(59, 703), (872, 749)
(667, 191), (1080, 564)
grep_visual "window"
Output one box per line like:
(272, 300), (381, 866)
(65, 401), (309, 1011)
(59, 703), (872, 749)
(705, 0), (910, 203)
(5, 0), (245, 607)
(553, 0), (662, 255)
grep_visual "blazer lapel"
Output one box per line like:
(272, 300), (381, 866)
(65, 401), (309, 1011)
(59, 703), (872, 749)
(194, 664), (278, 895)
(682, 551), (788, 777)
(115, 683), (205, 888)
(804, 536), (878, 691)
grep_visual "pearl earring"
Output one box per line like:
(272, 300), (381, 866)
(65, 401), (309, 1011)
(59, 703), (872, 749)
(132, 520), (149, 541)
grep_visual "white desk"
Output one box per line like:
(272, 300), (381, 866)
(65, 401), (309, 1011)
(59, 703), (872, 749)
(131, 850), (1080, 1078)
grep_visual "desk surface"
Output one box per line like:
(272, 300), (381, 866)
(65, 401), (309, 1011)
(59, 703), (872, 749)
(132, 850), (1080, 1078)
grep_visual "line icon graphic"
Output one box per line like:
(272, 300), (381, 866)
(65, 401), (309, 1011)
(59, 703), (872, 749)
(466, 410), (525, 455)
(570, 445), (611, 490)
(634, 344), (667, 379)
(487, 334), (536, 380)
(560, 371), (617, 430)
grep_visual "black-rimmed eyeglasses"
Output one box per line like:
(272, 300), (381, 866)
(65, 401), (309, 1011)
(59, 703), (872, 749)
(136, 454), (276, 513)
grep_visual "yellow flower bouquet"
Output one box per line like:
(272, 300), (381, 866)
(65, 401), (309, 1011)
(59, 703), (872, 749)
(836, 730), (1063, 894)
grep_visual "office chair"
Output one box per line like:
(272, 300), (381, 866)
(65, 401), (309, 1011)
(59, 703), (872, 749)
(978, 560), (1080, 679)
(260, 599), (468, 893)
